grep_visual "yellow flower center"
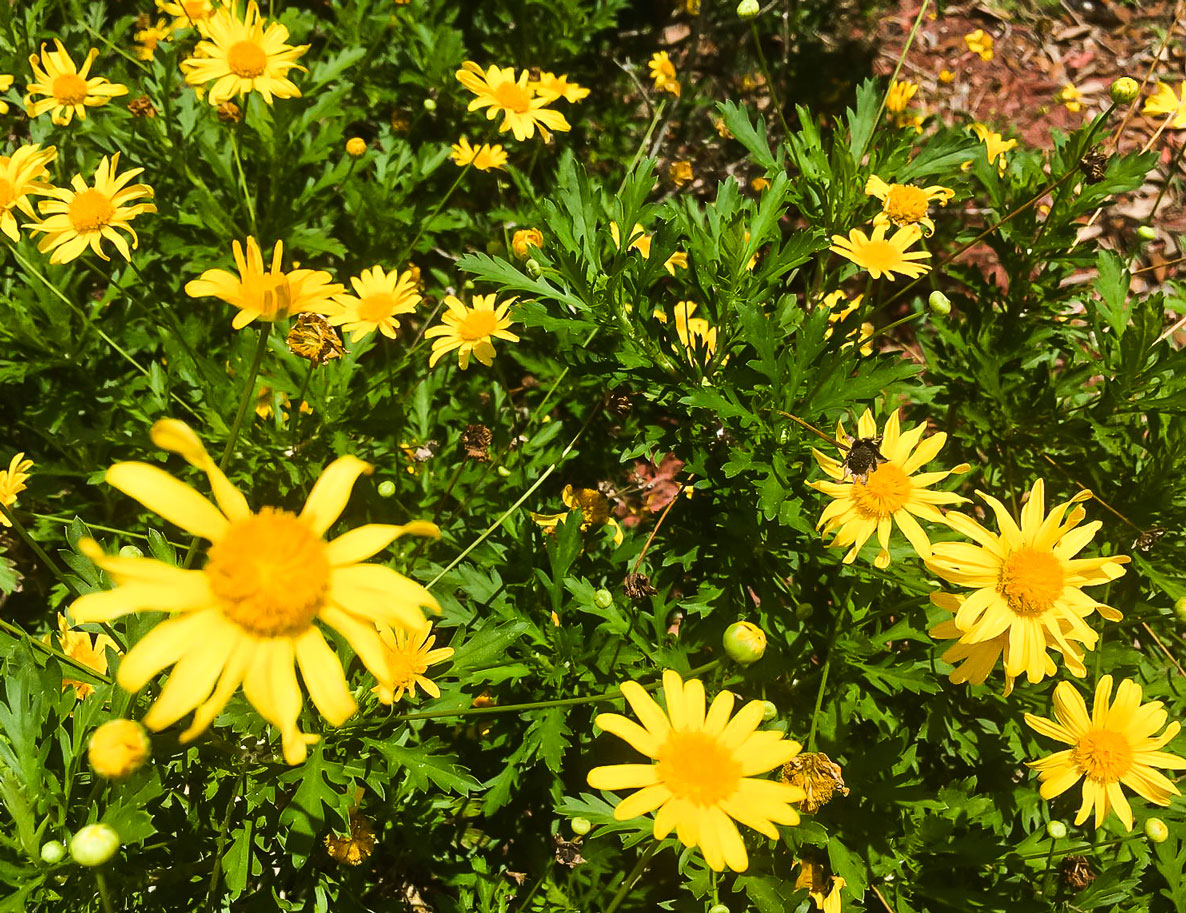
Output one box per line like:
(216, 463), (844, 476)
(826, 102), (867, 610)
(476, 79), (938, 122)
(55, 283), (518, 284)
(493, 81), (531, 113)
(205, 508), (330, 637)
(998, 547), (1064, 617)
(357, 293), (395, 322)
(52, 73), (89, 105)
(1073, 728), (1133, 783)
(386, 648), (428, 688)
(227, 40), (268, 78)
(68, 189), (115, 231)
(850, 463), (911, 518)
(0, 178), (14, 209)
(656, 730), (741, 806)
(883, 185), (930, 224)
(456, 309), (499, 341)
(851, 239), (903, 272)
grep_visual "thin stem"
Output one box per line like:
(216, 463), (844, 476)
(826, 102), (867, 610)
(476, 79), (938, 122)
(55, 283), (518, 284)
(95, 871), (117, 913)
(858, 0), (930, 165)
(0, 617), (114, 684)
(631, 483), (685, 574)
(206, 771), (245, 905)
(397, 164), (471, 264)
(617, 102), (666, 197)
(220, 324), (272, 471)
(806, 608), (845, 751)
(288, 359), (316, 447)
(748, 22), (790, 137)
(228, 129), (257, 234)
(0, 501), (81, 598)
(1040, 834), (1058, 895)
(603, 840), (660, 913)
(1140, 621), (1186, 677)
(1148, 136), (1186, 222)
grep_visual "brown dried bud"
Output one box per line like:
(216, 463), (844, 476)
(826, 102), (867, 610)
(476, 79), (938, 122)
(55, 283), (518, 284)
(217, 102), (242, 123)
(604, 389), (633, 418)
(1061, 855), (1095, 891)
(623, 573), (657, 602)
(552, 834), (586, 868)
(286, 313), (345, 366)
(782, 752), (849, 813)
(461, 424), (493, 462)
(134, 12), (153, 29)
(472, 691), (496, 708)
(128, 95), (157, 118)
(1079, 150), (1107, 184)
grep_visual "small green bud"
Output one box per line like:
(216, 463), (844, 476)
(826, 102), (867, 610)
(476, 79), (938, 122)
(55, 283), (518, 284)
(525, 258), (543, 279)
(40, 841), (66, 864)
(593, 589), (613, 609)
(928, 291), (952, 315)
(1145, 818), (1169, 843)
(709, 905), (731, 913)
(722, 621), (767, 664)
(761, 700), (777, 721)
(1174, 596), (1186, 623)
(497, 466), (511, 477)
(1137, 225), (1157, 241)
(377, 480), (396, 498)
(1110, 77), (1140, 105)
(736, 0), (759, 17)
(69, 824), (120, 867)
(118, 545), (143, 559)
(795, 603), (814, 620)
(1046, 820), (1067, 839)
(570, 817), (592, 836)
(423, 97), (437, 111)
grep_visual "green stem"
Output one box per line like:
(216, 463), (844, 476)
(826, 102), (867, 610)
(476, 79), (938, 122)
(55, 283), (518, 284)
(1040, 834), (1058, 895)
(806, 608), (845, 751)
(617, 101), (666, 196)
(859, 0), (930, 164)
(220, 324), (273, 472)
(1148, 135), (1186, 222)
(95, 870), (117, 913)
(0, 617), (114, 685)
(749, 23), (790, 138)
(397, 164), (471, 264)
(0, 500), (81, 598)
(603, 840), (659, 913)
(206, 771), (245, 905)
(228, 129), (257, 234)
(288, 359), (316, 447)
(1014, 835), (1140, 862)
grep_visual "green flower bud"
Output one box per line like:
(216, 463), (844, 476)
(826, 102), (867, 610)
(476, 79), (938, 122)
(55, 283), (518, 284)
(722, 620), (766, 664)
(423, 98), (437, 111)
(761, 700), (777, 721)
(1145, 818), (1169, 843)
(118, 545), (143, 559)
(69, 824), (120, 867)
(1110, 77), (1140, 105)
(377, 480), (396, 498)
(570, 816), (592, 836)
(709, 905), (731, 913)
(1137, 225), (1157, 241)
(593, 589), (613, 609)
(736, 0), (759, 18)
(1174, 596), (1186, 622)
(525, 258), (543, 279)
(40, 841), (66, 864)
(497, 466), (511, 477)
(1046, 820), (1067, 839)
(928, 291), (952, 315)
(795, 603), (814, 620)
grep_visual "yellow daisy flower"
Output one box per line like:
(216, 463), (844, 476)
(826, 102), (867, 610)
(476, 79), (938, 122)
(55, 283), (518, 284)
(511, 228), (544, 261)
(30, 154), (156, 265)
(0, 452), (34, 526)
(672, 301), (717, 361)
(530, 72), (589, 104)
(24, 41), (128, 125)
(648, 51), (681, 98)
(884, 79), (917, 114)
(180, 0), (309, 106)
(668, 160), (693, 188)
(46, 613), (118, 699)
(371, 626), (454, 704)
(609, 221), (651, 257)
(964, 29), (994, 61)
(0, 74), (13, 115)
(69, 420), (441, 765)
(425, 293), (520, 369)
(1142, 82), (1186, 129)
(1024, 676), (1186, 830)
(864, 175), (954, 236)
(454, 62), (571, 142)
(325, 265), (421, 342)
(969, 123), (1017, 174)
(1059, 83), (1083, 114)
(0, 144), (57, 242)
(184, 237), (344, 330)
(157, 0), (218, 32)
(795, 858), (846, 913)
(135, 19), (173, 61)
(587, 670), (806, 873)
(810, 408), (968, 568)
(821, 291), (873, 357)
(925, 479), (1129, 686)
(530, 484), (624, 546)
(829, 224), (931, 280)
(449, 137), (508, 171)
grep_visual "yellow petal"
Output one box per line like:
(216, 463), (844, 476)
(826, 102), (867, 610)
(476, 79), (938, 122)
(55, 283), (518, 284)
(299, 455), (373, 537)
(107, 462), (229, 541)
(295, 627), (357, 726)
(325, 521), (439, 566)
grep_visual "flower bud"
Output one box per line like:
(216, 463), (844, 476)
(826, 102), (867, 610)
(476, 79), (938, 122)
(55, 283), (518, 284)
(1046, 820), (1067, 839)
(69, 824), (120, 867)
(497, 466), (511, 477)
(795, 603), (814, 620)
(1174, 596), (1186, 622)
(423, 98), (437, 111)
(118, 545), (144, 559)
(345, 137), (367, 157)
(736, 0), (760, 18)
(377, 480), (396, 498)
(761, 700), (778, 721)
(525, 258), (543, 279)
(40, 841), (66, 864)
(89, 719), (151, 780)
(570, 816), (592, 836)
(710, 905), (731, 913)
(1145, 818), (1169, 843)
(1110, 77), (1139, 105)
(593, 589), (613, 609)
(928, 291), (952, 315)
(722, 620), (766, 664)
(1137, 225), (1157, 241)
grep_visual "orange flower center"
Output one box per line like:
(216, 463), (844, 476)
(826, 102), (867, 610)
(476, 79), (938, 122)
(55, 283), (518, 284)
(998, 547), (1064, 617)
(386, 645), (428, 688)
(883, 185), (930, 224)
(656, 730), (741, 806)
(68, 189), (115, 231)
(357, 293), (396, 322)
(52, 73), (89, 105)
(205, 508), (330, 637)
(227, 40), (268, 78)
(492, 81), (531, 113)
(0, 178), (14, 209)
(1073, 728), (1133, 783)
(456, 309), (499, 342)
(850, 463), (912, 518)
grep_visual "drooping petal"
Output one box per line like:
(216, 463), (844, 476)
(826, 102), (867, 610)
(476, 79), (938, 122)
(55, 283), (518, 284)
(299, 455), (373, 536)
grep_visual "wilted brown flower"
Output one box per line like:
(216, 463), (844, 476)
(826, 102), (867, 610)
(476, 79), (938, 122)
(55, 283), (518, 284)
(286, 313), (345, 366)
(782, 752), (849, 813)
(461, 424), (493, 462)
(603, 389), (633, 418)
(553, 834), (586, 868)
(128, 95), (157, 118)
(325, 813), (376, 866)
(216, 101), (242, 123)
(1079, 150), (1107, 184)
(623, 572), (656, 602)
(1061, 855), (1095, 891)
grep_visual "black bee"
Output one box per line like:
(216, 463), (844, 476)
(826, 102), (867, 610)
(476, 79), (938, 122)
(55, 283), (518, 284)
(843, 436), (886, 481)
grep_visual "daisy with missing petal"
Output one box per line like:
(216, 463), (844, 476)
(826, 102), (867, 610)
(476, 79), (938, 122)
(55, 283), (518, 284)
(449, 137), (508, 172)
(0, 452), (34, 526)
(885, 79), (917, 114)
(969, 123), (1018, 175)
(25, 41), (128, 125)
(648, 51), (681, 98)
(0, 144), (57, 242)
(69, 419), (441, 765)
(810, 409), (968, 568)
(1143, 82), (1186, 129)
(587, 670), (805, 873)
(425, 293), (519, 369)
(31, 154), (156, 264)
(531, 72), (589, 104)
(1024, 675), (1186, 830)
(135, 19), (173, 61)
(864, 175), (954, 236)
(46, 613), (118, 700)
(185, 237), (343, 330)
(371, 626), (454, 704)
(455, 62), (571, 142)
(325, 265), (421, 342)
(926, 479), (1129, 686)
(830, 224), (930, 280)
(180, 1), (309, 106)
